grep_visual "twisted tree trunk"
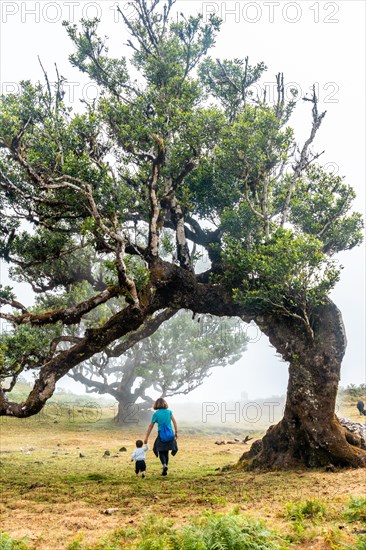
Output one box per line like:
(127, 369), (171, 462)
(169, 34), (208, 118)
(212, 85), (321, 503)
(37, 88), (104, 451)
(239, 300), (366, 468)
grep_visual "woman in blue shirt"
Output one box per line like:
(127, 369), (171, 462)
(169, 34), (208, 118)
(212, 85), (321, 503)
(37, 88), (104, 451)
(144, 397), (178, 475)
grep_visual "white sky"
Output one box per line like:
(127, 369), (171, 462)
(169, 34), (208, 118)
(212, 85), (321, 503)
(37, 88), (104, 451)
(0, 0), (365, 401)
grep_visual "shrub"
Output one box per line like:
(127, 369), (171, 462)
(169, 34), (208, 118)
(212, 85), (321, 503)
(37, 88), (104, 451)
(136, 516), (178, 550)
(342, 534), (366, 550)
(286, 499), (327, 523)
(343, 497), (366, 523)
(137, 512), (288, 550)
(67, 512), (288, 550)
(0, 533), (29, 550)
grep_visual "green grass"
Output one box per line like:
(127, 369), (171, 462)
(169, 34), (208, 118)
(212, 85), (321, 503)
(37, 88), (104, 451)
(352, 536), (366, 550)
(284, 499), (327, 543)
(63, 512), (289, 550)
(1, 409), (365, 549)
(0, 533), (29, 550)
(343, 497), (366, 523)
(285, 499), (327, 523)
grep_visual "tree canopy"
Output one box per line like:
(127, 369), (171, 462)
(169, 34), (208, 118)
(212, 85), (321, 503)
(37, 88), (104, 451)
(0, 0), (364, 468)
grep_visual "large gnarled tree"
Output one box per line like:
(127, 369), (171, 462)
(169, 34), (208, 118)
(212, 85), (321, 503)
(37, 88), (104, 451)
(0, 0), (364, 468)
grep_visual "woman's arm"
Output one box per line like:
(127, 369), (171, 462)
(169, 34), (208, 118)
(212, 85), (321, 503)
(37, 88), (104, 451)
(144, 422), (154, 444)
(172, 414), (178, 439)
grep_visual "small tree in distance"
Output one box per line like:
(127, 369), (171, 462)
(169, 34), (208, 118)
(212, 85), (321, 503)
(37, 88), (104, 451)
(70, 310), (249, 423)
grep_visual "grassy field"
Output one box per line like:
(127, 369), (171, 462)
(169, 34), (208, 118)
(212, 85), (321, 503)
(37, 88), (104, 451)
(0, 399), (365, 549)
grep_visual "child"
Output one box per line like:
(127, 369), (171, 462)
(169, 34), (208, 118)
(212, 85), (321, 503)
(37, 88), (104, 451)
(131, 440), (148, 479)
(144, 398), (178, 476)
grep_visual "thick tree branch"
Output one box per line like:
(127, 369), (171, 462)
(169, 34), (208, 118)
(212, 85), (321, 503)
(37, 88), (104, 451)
(106, 307), (177, 358)
(0, 302), (148, 416)
(71, 369), (122, 401)
(1, 286), (121, 327)
(260, 174), (270, 239)
(0, 297), (28, 313)
(50, 336), (83, 355)
(147, 135), (165, 260)
(115, 240), (139, 304)
(169, 195), (192, 270)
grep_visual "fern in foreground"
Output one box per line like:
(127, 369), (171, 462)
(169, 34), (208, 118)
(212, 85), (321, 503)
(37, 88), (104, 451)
(343, 497), (366, 523)
(137, 512), (288, 550)
(0, 533), (30, 550)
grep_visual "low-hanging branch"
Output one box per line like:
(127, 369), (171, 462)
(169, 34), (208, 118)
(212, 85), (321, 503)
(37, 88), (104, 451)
(0, 286), (121, 326)
(0, 300), (154, 417)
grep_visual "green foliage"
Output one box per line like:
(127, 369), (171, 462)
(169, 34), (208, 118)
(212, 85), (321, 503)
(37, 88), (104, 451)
(343, 497), (366, 523)
(64, 18), (130, 98)
(127, 11), (221, 89)
(289, 166), (363, 254)
(125, 257), (150, 293)
(0, 322), (62, 381)
(136, 516), (177, 549)
(350, 535), (366, 550)
(171, 511), (287, 550)
(160, 230), (175, 257)
(0, 533), (29, 550)
(338, 384), (366, 399)
(0, 342), (7, 371)
(223, 228), (340, 329)
(140, 512), (288, 549)
(199, 58), (268, 120)
(286, 499), (327, 523)
(0, 285), (16, 301)
(131, 311), (248, 389)
(75, 310), (249, 405)
(66, 513), (287, 550)
(8, 230), (91, 290)
(186, 104), (294, 220)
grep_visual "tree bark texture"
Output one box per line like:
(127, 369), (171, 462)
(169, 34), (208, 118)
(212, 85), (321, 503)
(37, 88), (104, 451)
(239, 300), (366, 468)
